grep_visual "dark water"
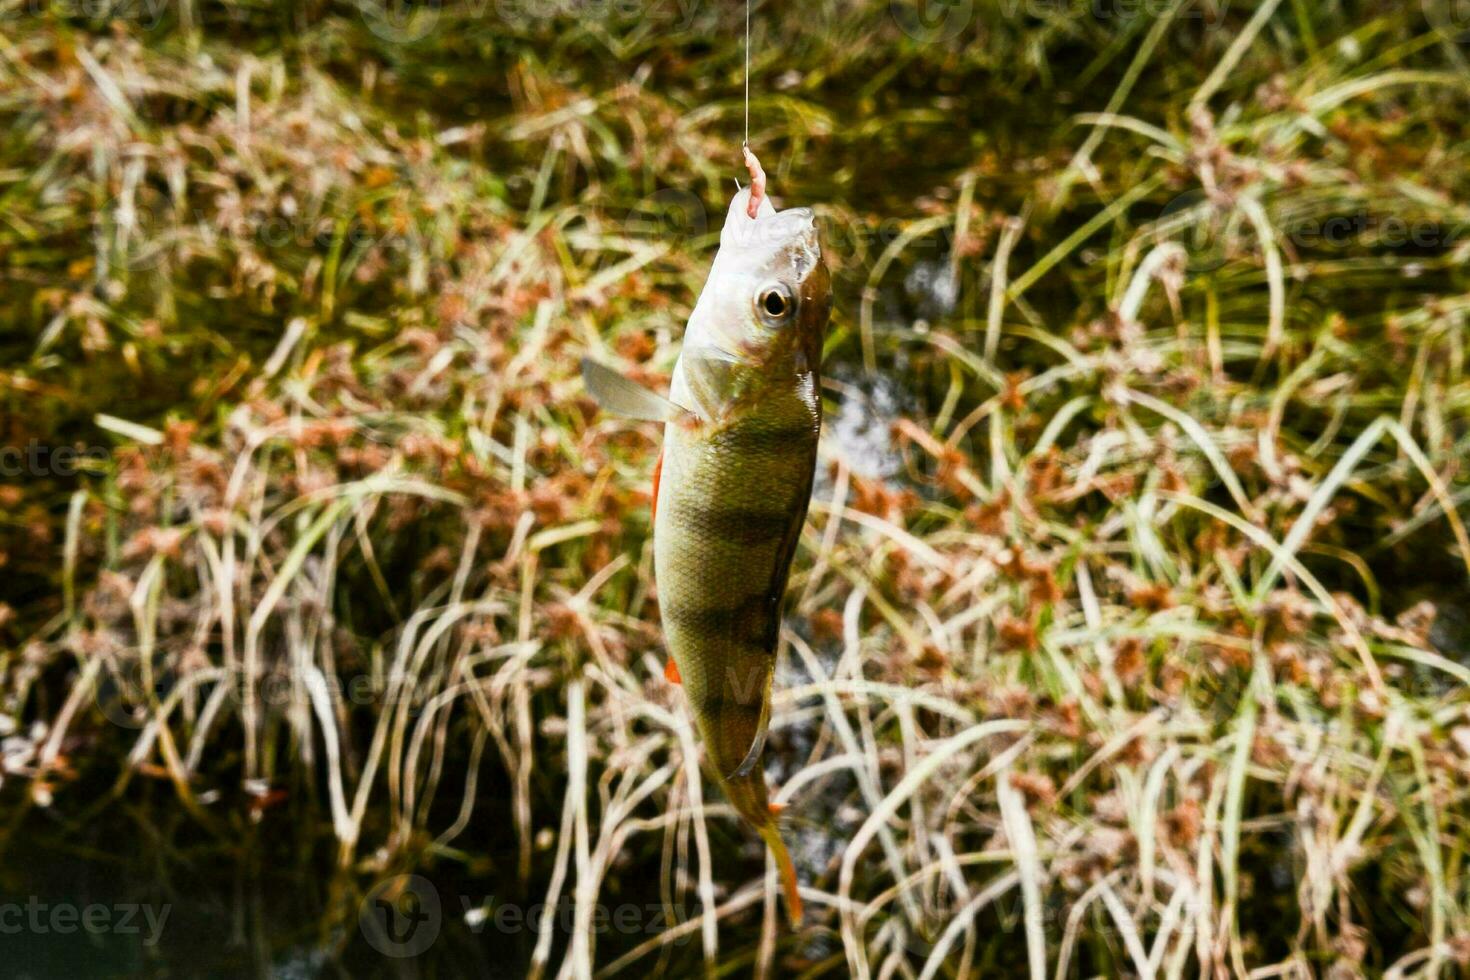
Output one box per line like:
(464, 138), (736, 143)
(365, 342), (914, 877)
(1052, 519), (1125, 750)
(0, 802), (685, 978)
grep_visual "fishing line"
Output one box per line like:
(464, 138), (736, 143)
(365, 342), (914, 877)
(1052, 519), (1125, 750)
(738, 0), (766, 217)
(743, 0), (751, 147)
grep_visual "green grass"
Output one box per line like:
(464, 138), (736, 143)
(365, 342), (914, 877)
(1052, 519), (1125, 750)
(2, 0), (1470, 975)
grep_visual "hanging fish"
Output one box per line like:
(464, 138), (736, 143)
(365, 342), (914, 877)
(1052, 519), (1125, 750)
(582, 172), (830, 927)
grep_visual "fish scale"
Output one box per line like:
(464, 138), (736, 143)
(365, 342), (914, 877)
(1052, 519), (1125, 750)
(656, 389), (820, 775)
(581, 182), (830, 926)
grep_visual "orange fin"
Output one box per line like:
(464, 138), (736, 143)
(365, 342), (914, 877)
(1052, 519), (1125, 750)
(650, 448), (663, 523)
(768, 802), (785, 816)
(759, 822), (803, 927)
(664, 658), (681, 685)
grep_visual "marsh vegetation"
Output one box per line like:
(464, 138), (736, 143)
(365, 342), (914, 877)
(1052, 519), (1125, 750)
(2, 0), (1470, 975)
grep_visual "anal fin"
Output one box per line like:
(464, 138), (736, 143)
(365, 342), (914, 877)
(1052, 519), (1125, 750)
(728, 688), (772, 780)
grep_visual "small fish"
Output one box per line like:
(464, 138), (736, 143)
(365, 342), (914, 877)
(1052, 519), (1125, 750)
(583, 179), (830, 926)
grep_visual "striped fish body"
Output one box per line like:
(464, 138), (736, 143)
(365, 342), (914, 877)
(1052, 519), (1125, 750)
(582, 185), (829, 926)
(655, 373), (820, 804)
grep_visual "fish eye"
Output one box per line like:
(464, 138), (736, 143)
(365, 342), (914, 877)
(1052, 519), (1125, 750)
(756, 283), (794, 324)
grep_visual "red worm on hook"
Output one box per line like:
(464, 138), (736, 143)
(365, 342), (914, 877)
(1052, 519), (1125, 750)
(741, 144), (766, 219)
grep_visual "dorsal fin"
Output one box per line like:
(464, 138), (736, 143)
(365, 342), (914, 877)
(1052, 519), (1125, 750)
(581, 357), (688, 423)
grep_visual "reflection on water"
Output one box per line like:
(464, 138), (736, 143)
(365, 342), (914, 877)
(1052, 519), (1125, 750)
(826, 371), (910, 483)
(902, 257), (960, 321)
(1, 822), (328, 977)
(0, 809), (533, 978)
(1428, 592), (1470, 662)
(0, 796), (742, 978)
(1368, 523), (1470, 691)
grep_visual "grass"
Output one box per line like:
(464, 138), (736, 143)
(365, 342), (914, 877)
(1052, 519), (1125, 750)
(2, 0), (1470, 975)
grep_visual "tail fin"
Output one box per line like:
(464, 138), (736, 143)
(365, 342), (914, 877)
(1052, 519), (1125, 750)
(758, 821), (803, 927)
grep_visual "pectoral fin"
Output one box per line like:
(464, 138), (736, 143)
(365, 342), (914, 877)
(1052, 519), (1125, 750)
(679, 348), (741, 422)
(581, 357), (687, 423)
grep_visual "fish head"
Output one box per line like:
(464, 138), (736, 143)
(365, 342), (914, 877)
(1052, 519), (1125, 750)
(685, 188), (831, 370)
